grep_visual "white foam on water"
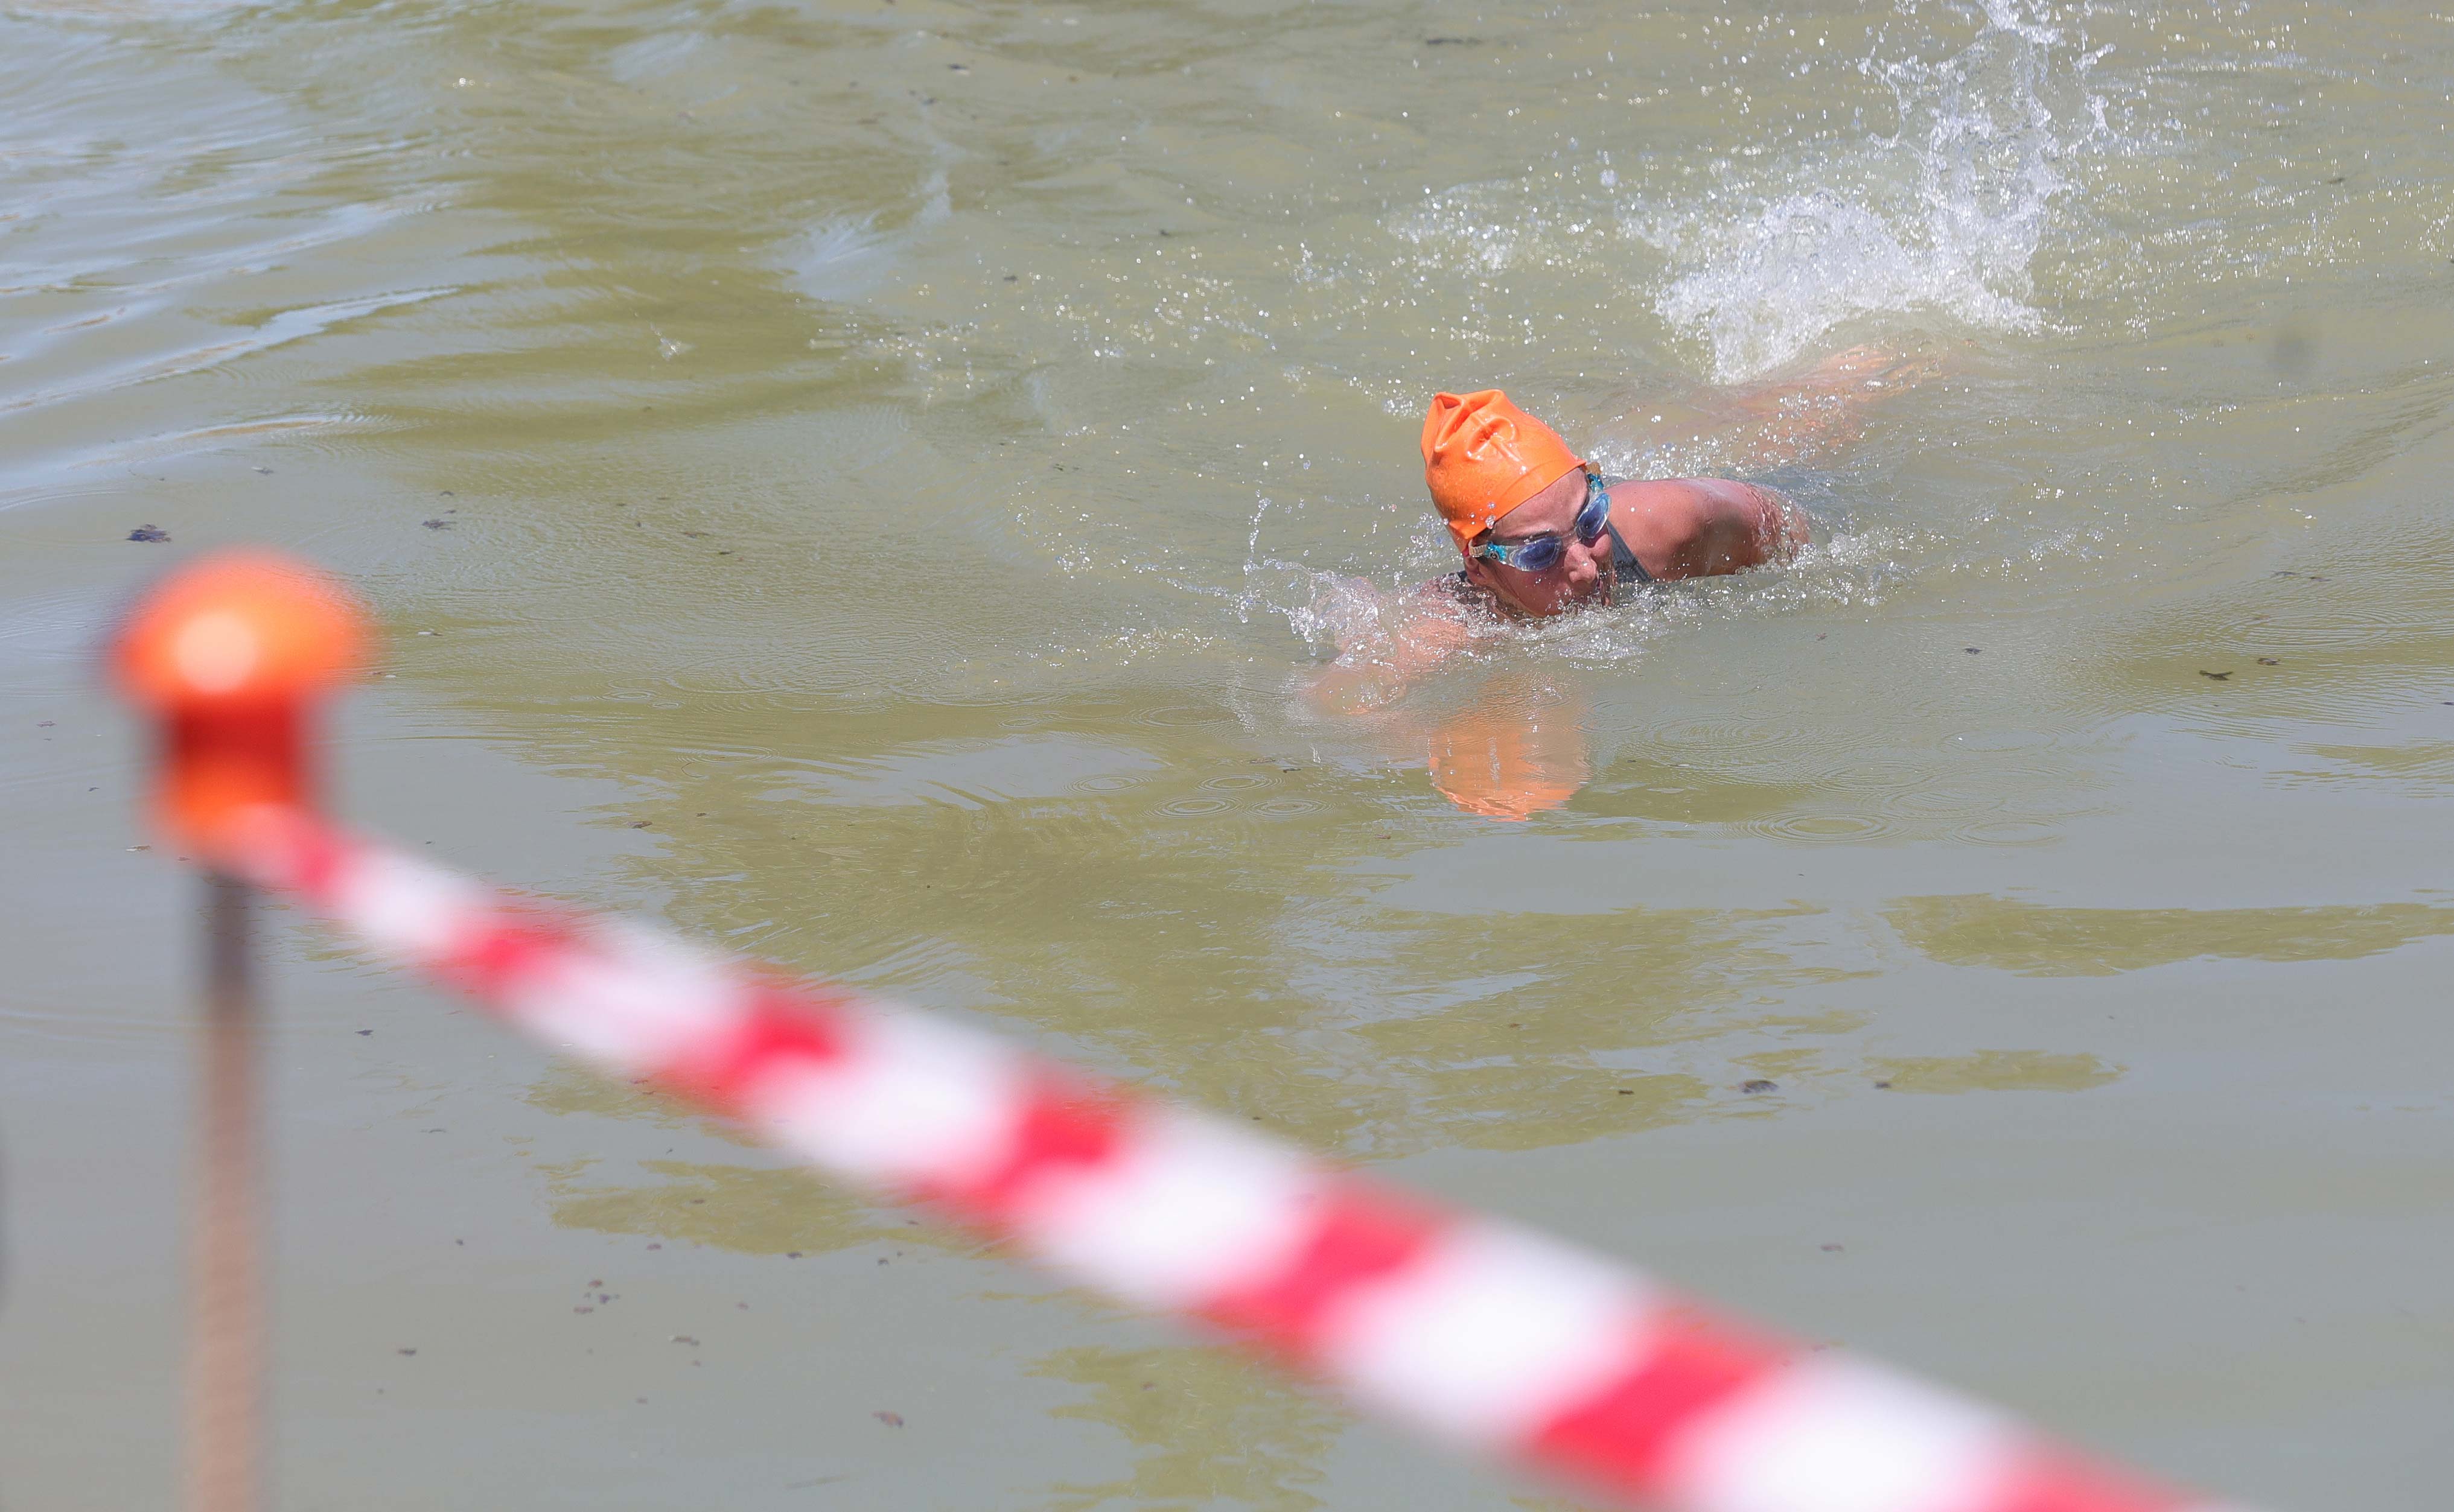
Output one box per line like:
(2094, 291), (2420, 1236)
(789, 170), (952, 305)
(791, 214), (896, 303)
(1640, 0), (2106, 382)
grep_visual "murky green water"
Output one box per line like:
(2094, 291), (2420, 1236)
(4, 1), (2452, 1507)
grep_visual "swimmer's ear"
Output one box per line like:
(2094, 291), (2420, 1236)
(1459, 537), (1499, 593)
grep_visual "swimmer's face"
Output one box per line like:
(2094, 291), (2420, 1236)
(1461, 469), (1610, 617)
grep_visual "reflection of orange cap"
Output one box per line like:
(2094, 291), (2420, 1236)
(1426, 700), (1590, 821)
(113, 551), (368, 853)
(1420, 389), (1584, 553)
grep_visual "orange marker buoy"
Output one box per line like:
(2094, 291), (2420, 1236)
(113, 551), (368, 1512)
(113, 551), (368, 859)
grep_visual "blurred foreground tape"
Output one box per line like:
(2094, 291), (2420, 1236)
(116, 553), (2257, 1512)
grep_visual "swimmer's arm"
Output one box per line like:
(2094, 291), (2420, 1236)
(1612, 478), (1809, 578)
(1716, 343), (1940, 465)
(1302, 587), (1471, 713)
(1706, 481), (1811, 569)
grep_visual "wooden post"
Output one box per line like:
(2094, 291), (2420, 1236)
(188, 871), (263, 1512)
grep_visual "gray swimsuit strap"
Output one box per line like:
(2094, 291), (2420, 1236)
(1602, 518), (1652, 585)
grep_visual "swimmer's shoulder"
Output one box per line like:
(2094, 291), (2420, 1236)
(1605, 476), (1802, 577)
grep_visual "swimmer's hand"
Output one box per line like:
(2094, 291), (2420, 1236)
(1617, 337), (1949, 474)
(1302, 588), (1470, 715)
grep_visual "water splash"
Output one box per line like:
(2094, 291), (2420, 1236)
(1234, 554), (1388, 659)
(1643, 1), (2102, 381)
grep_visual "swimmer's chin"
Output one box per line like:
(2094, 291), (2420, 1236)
(1492, 585), (1608, 620)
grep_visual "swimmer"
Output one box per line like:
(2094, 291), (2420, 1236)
(1309, 343), (1934, 714)
(1420, 386), (1809, 621)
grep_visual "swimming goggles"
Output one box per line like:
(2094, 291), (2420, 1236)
(1471, 470), (1611, 573)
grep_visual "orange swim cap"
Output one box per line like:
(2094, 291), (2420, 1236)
(1419, 389), (1584, 553)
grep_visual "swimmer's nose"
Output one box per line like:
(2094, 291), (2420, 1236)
(1565, 539), (1602, 595)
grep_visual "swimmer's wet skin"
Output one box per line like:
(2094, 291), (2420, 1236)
(1421, 388), (1806, 620)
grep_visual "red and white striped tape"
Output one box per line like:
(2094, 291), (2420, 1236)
(225, 802), (2244, 1512)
